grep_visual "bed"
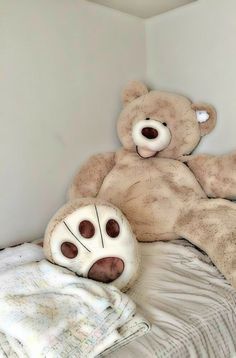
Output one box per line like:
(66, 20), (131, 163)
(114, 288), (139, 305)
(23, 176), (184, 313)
(0, 239), (235, 357)
(108, 240), (236, 358)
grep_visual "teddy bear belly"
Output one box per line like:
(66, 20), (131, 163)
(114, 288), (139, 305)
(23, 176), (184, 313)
(97, 165), (205, 242)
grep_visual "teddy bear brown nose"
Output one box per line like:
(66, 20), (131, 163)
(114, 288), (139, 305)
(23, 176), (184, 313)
(88, 257), (124, 283)
(141, 127), (158, 139)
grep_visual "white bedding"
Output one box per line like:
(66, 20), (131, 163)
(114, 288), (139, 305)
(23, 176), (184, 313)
(0, 244), (150, 357)
(109, 240), (236, 358)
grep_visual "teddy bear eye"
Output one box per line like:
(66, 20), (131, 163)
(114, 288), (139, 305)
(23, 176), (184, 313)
(162, 122), (167, 126)
(145, 117), (150, 120)
(106, 219), (120, 238)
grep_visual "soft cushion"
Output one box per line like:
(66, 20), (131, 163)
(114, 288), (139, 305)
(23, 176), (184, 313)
(44, 198), (140, 292)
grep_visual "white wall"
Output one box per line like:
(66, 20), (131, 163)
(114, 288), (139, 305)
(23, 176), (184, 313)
(0, 0), (145, 247)
(146, 0), (236, 154)
(2, 0), (236, 248)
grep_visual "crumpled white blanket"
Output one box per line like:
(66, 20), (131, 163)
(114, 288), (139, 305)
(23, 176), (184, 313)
(0, 244), (150, 358)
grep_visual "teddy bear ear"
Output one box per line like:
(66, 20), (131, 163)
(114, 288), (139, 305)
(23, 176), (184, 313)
(191, 103), (217, 136)
(122, 80), (149, 106)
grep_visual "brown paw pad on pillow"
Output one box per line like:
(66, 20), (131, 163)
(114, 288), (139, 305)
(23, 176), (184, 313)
(43, 198), (140, 292)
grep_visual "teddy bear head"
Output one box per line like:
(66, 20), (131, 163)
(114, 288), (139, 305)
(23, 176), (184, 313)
(117, 81), (217, 159)
(43, 197), (140, 292)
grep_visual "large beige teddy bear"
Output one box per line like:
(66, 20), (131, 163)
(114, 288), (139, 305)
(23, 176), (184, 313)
(67, 81), (236, 288)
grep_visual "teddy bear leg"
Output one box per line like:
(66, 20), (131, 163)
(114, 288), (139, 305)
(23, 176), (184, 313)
(175, 198), (236, 288)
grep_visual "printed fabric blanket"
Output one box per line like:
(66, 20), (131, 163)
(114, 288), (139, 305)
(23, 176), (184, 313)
(0, 244), (150, 358)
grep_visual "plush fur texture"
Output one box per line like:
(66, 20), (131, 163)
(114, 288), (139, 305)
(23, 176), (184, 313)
(181, 152), (236, 200)
(69, 81), (236, 288)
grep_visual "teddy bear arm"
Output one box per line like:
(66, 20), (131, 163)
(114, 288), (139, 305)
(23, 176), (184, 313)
(183, 152), (236, 200)
(175, 198), (236, 288)
(68, 152), (116, 200)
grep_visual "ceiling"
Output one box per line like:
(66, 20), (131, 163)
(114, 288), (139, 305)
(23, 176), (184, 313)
(87, 0), (196, 19)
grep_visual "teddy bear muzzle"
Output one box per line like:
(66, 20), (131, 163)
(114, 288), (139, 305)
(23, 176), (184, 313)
(132, 119), (171, 159)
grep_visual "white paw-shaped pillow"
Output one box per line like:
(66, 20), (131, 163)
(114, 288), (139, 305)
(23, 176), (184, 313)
(44, 198), (140, 291)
